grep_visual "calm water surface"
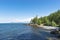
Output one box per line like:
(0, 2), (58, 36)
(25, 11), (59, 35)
(0, 23), (49, 40)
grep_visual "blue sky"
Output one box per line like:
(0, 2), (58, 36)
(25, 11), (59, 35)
(0, 0), (60, 23)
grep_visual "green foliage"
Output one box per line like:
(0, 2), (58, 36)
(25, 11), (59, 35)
(45, 19), (51, 26)
(48, 10), (60, 25)
(51, 21), (57, 26)
(39, 17), (44, 23)
(37, 19), (42, 25)
(30, 10), (60, 26)
(30, 16), (38, 24)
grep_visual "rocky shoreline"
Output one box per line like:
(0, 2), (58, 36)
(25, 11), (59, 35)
(27, 24), (60, 40)
(27, 24), (58, 30)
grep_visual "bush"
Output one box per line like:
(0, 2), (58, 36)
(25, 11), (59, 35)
(51, 21), (57, 26)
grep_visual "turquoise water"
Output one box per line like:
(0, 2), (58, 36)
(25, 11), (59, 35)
(0, 23), (43, 40)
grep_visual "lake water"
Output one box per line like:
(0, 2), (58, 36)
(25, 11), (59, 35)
(0, 23), (44, 40)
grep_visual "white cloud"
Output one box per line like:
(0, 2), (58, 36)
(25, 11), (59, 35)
(0, 17), (34, 23)
(13, 17), (34, 23)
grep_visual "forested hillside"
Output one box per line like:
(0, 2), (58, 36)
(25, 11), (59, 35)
(30, 10), (60, 27)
